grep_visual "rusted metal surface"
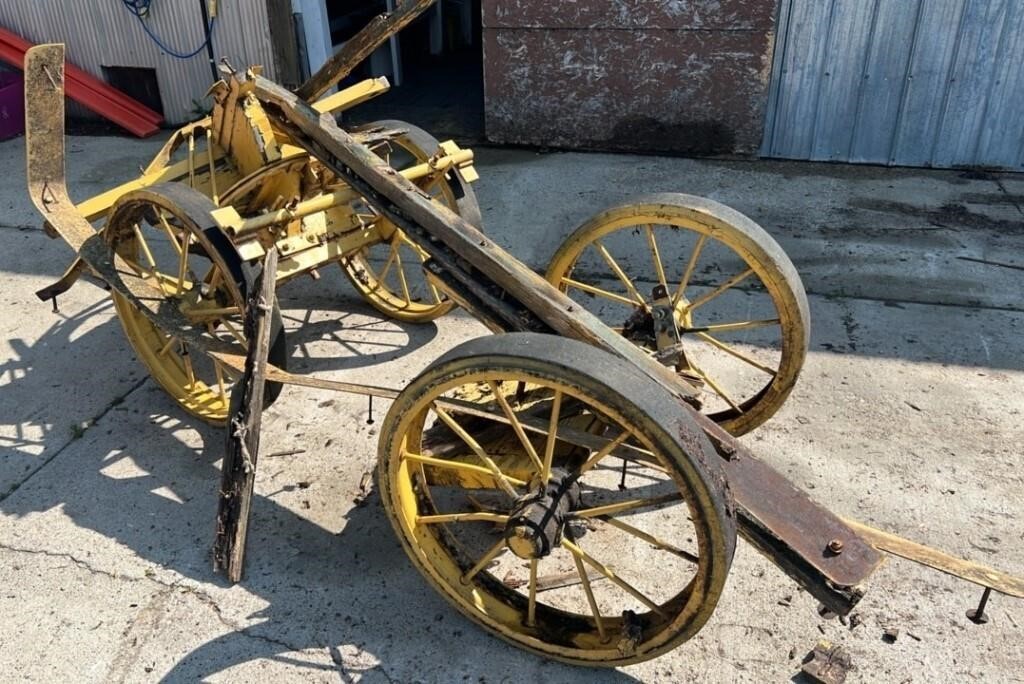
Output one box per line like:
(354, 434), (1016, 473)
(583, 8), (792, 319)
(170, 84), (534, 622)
(482, 1), (776, 154)
(711, 424), (883, 614)
(801, 640), (853, 684)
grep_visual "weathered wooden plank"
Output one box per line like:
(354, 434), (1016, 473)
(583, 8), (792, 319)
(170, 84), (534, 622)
(213, 249), (280, 583)
(844, 519), (1024, 599)
(296, 0), (436, 102)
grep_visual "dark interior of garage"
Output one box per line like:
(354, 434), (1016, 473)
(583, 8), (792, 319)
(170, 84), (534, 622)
(326, 0), (484, 143)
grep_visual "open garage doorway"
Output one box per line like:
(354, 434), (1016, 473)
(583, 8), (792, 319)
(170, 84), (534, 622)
(324, 0), (484, 143)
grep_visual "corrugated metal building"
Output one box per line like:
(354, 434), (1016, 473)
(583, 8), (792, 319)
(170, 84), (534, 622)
(0, 0), (282, 124)
(763, 0), (1024, 170)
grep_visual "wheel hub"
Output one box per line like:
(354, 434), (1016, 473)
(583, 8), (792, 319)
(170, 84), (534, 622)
(504, 469), (581, 560)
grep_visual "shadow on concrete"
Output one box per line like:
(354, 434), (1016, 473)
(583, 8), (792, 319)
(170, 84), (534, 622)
(0, 281), (635, 681)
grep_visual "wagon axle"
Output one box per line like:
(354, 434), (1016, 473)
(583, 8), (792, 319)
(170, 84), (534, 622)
(504, 468), (582, 561)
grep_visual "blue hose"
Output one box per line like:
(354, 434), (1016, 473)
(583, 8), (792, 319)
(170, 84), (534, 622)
(121, 0), (216, 60)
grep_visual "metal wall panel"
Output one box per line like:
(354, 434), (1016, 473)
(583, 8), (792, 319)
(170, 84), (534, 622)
(0, 0), (277, 124)
(764, 0), (1024, 170)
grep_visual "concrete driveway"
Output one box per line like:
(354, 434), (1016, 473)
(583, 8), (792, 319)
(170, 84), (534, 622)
(0, 133), (1021, 683)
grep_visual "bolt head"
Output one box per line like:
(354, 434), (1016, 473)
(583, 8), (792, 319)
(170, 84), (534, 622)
(827, 539), (844, 554)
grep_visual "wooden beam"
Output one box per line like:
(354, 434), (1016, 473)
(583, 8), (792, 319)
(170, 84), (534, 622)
(213, 249), (280, 583)
(296, 0), (437, 102)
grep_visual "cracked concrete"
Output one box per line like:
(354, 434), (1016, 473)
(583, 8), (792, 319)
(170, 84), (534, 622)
(0, 133), (1022, 682)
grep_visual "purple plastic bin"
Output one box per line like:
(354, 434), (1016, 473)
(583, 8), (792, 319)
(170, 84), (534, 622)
(0, 72), (25, 141)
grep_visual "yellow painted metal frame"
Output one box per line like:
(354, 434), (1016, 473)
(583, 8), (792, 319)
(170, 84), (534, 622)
(76, 76), (394, 222)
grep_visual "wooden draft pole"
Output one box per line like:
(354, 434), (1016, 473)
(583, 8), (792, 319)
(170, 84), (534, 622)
(213, 249), (280, 582)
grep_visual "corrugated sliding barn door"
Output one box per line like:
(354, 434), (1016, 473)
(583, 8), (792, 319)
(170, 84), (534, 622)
(762, 0), (1024, 170)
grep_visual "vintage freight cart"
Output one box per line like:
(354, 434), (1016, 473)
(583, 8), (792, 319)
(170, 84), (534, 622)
(22, 1), (1023, 668)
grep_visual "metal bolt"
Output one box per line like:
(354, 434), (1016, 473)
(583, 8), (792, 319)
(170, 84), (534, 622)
(966, 587), (992, 625)
(827, 539), (844, 554)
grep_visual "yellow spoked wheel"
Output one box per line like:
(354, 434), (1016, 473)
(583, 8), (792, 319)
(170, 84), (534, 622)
(105, 183), (287, 425)
(379, 334), (735, 666)
(546, 194), (810, 436)
(342, 120), (482, 323)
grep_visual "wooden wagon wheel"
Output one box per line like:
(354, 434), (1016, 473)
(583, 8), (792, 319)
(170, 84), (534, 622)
(546, 194), (810, 436)
(341, 120), (483, 323)
(105, 184), (288, 425)
(378, 333), (735, 666)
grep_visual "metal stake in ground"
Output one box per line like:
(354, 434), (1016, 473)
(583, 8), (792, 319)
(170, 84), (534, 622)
(213, 248), (280, 582)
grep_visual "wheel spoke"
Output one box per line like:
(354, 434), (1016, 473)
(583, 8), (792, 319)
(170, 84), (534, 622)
(573, 492), (682, 519)
(594, 241), (648, 309)
(562, 539), (666, 617)
(131, 223), (158, 272)
(688, 361), (743, 413)
(694, 332), (778, 376)
(392, 241), (413, 306)
(208, 323), (229, 398)
(434, 396), (667, 473)
(182, 350), (196, 389)
(157, 212), (184, 257)
(417, 512), (510, 525)
(579, 431), (633, 475)
(570, 540), (606, 639)
(403, 450), (529, 488)
(158, 336), (179, 358)
(433, 407), (523, 497)
(487, 381), (544, 474)
(176, 232), (191, 294)
(541, 390), (563, 482)
(644, 225), (669, 293)
(561, 277), (641, 308)
(369, 242), (399, 293)
(699, 318), (780, 334)
(673, 234), (708, 306)
(601, 517), (699, 565)
(462, 538), (507, 583)
(685, 268), (754, 313)
(220, 319), (248, 347)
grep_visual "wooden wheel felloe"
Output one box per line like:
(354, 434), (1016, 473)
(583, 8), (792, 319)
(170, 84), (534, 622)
(546, 194), (810, 436)
(378, 333), (735, 666)
(105, 183), (287, 425)
(341, 120), (482, 323)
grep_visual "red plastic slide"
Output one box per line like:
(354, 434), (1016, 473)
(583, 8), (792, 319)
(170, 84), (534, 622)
(0, 26), (162, 137)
